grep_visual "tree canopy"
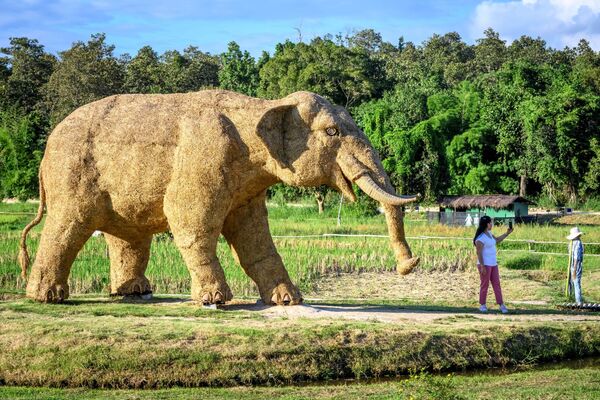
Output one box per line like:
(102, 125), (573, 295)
(0, 30), (598, 208)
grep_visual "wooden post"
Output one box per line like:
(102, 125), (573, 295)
(336, 194), (343, 226)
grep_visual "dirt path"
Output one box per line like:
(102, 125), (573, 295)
(307, 270), (563, 304)
(262, 303), (600, 323)
(251, 270), (599, 323)
(113, 267), (600, 324)
(7, 292), (597, 324)
(199, 296), (600, 323)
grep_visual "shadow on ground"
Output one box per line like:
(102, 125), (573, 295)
(3, 292), (599, 321)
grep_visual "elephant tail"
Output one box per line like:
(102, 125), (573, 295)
(18, 172), (46, 279)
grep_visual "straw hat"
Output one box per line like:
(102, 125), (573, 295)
(566, 227), (583, 240)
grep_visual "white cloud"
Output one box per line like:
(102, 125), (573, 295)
(472, 0), (600, 49)
(549, 0), (600, 20)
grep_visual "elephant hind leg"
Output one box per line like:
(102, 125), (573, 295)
(106, 233), (153, 296)
(26, 215), (94, 303)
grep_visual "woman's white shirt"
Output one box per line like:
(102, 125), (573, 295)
(476, 232), (497, 266)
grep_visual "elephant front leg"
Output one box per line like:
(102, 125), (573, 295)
(174, 239), (233, 305)
(163, 114), (236, 305)
(222, 193), (302, 305)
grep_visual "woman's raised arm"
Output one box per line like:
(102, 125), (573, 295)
(494, 227), (513, 244)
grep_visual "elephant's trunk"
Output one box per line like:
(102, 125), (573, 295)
(382, 203), (420, 275)
(337, 149), (420, 275)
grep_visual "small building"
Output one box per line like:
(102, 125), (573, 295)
(433, 195), (530, 226)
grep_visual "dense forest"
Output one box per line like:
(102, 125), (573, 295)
(0, 29), (599, 208)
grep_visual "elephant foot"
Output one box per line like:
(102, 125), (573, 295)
(111, 276), (152, 297)
(28, 282), (69, 303)
(192, 282), (233, 305)
(397, 257), (420, 275)
(263, 282), (303, 306)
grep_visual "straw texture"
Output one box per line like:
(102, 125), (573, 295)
(20, 90), (417, 304)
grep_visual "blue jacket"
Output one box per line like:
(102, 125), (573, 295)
(569, 239), (584, 279)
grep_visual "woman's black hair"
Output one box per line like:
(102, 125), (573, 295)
(473, 215), (492, 246)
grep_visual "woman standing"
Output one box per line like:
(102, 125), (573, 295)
(473, 216), (513, 313)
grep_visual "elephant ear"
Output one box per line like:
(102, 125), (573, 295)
(256, 103), (296, 170)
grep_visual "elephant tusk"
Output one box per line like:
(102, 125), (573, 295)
(355, 175), (418, 206)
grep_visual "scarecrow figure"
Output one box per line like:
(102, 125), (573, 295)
(566, 227), (584, 304)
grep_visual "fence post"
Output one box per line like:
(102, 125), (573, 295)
(337, 194), (343, 226)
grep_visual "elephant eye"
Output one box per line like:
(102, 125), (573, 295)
(326, 127), (339, 136)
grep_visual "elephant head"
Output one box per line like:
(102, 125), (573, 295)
(256, 91), (420, 274)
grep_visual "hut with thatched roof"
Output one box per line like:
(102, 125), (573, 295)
(435, 195), (530, 226)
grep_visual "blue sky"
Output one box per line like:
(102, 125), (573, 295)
(1, 0), (599, 57)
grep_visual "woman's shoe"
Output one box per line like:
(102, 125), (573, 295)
(499, 304), (509, 314)
(479, 304), (488, 312)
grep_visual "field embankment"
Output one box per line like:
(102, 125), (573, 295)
(0, 296), (599, 389)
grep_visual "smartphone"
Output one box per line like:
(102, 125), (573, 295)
(509, 221), (513, 229)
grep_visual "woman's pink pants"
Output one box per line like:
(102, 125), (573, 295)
(477, 265), (504, 305)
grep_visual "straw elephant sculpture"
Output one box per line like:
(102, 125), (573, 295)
(19, 90), (419, 305)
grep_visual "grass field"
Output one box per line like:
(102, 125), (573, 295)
(1, 201), (598, 302)
(1, 201), (599, 398)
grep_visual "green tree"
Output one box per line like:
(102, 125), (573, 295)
(479, 60), (553, 196)
(447, 127), (497, 194)
(444, 82), (500, 194)
(379, 90), (465, 200)
(354, 96), (395, 155)
(0, 109), (44, 199)
(259, 37), (382, 107)
(0, 57), (8, 82)
(345, 29), (395, 95)
(44, 33), (125, 126)
(571, 39), (600, 94)
(219, 41), (259, 96)
(385, 118), (449, 201)
(256, 50), (270, 71)
(124, 45), (163, 93)
(522, 84), (599, 204)
(0, 37), (55, 113)
(346, 29), (385, 54)
(161, 47), (219, 93)
(582, 137), (600, 197)
(385, 40), (424, 86)
(508, 35), (551, 65)
(421, 32), (475, 88)
(472, 28), (507, 74)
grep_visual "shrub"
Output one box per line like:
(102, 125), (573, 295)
(504, 254), (543, 270)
